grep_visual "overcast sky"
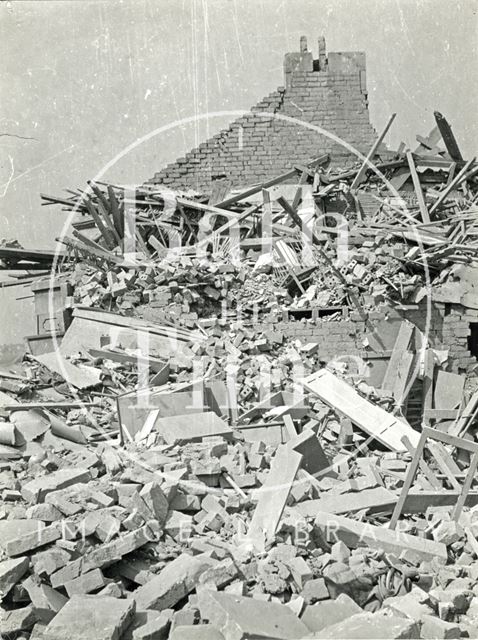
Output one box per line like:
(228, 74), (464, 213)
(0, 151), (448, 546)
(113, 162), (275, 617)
(0, 0), (477, 342)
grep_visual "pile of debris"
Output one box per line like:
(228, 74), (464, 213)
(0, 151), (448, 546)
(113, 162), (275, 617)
(1, 111), (478, 639)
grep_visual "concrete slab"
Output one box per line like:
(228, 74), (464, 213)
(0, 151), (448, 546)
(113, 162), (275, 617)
(44, 595), (135, 640)
(133, 553), (215, 611)
(197, 589), (309, 640)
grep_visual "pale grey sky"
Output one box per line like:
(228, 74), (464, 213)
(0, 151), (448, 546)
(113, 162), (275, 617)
(0, 0), (477, 342)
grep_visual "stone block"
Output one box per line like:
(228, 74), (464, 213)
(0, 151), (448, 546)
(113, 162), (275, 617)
(0, 519), (44, 553)
(132, 610), (173, 639)
(6, 524), (61, 557)
(301, 577), (330, 604)
(0, 556), (29, 599)
(170, 625), (225, 640)
(0, 605), (38, 637)
(133, 553), (215, 611)
(301, 593), (362, 632)
(421, 614), (461, 639)
(139, 482), (169, 525)
(21, 468), (91, 503)
(64, 568), (106, 597)
(44, 595), (135, 640)
(314, 610), (420, 639)
(197, 589), (309, 640)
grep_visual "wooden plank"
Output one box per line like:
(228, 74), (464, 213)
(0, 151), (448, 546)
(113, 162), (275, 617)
(429, 158), (475, 214)
(422, 425), (478, 454)
(392, 351), (414, 405)
(382, 321), (414, 393)
(108, 185), (124, 238)
(426, 442), (461, 492)
(315, 511), (447, 563)
(176, 197), (241, 219)
(304, 369), (420, 452)
(389, 166), (411, 191)
(84, 199), (115, 250)
(404, 490), (478, 512)
(452, 451), (478, 521)
(422, 349), (434, 426)
(215, 155), (329, 209)
(424, 409), (459, 421)
(195, 206), (258, 252)
(402, 435), (442, 490)
(449, 389), (478, 437)
(72, 230), (115, 256)
(245, 446), (302, 551)
(350, 113), (396, 189)
(89, 182), (122, 247)
(406, 151), (430, 223)
(56, 237), (124, 265)
(389, 430), (427, 529)
(282, 415), (298, 441)
(3, 402), (99, 411)
(434, 111), (464, 162)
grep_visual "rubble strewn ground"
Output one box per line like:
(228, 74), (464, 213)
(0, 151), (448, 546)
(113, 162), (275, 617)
(1, 103), (478, 638)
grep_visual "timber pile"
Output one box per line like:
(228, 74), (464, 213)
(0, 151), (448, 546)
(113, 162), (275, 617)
(0, 113), (477, 638)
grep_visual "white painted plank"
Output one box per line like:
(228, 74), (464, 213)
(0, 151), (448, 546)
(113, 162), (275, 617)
(304, 369), (420, 452)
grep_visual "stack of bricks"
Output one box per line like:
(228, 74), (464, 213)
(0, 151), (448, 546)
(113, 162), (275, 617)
(147, 36), (377, 193)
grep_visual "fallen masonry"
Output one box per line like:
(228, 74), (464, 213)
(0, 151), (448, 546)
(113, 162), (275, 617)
(0, 35), (478, 640)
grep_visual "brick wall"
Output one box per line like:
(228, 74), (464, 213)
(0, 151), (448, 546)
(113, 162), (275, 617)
(147, 37), (377, 193)
(251, 302), (478, 375)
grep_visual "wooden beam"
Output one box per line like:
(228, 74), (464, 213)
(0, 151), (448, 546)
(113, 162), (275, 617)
(449, 389), (478, 437)
(304, 369), (420, 452)
(452, 451), (478, 521)
(402, 435), (442, 490)
(245, 446), (302, 551)
(3, 402), (100, 411)
(406, 152), (430, 223)
(429, 158), (475, 214)
(382, 322), (414, 393)
(434, 111), (464, 162)
(215, 155), (329, 209)
(350, 113), (396, 189)
(390, 430), (427, 529)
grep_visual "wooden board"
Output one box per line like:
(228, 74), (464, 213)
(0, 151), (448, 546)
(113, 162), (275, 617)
(382, 321), (414, 393)
(449, 389), (478, 437)
(246, 446), (302, 551)
(392, 351), (415, 405)
(304, 369), (420, 452)
(434, 371), (465, 410)
(406, 151), (430, 223)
